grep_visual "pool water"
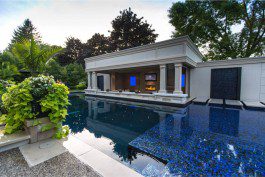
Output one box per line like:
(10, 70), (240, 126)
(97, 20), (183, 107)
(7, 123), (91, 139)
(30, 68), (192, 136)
(65, 94), (265, 176)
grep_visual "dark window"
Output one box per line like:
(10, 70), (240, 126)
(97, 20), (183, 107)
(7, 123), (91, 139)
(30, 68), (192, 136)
(210, 67), (241, 100)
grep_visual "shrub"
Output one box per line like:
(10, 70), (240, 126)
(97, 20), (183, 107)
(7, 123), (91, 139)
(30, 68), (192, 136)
(0, 75), (70, 138)
(66, 63), (86, 87)
(0, 80), (13, 95)
(76, 82), (87, 90)
(44, 59), (67, 82)
(0, 80), (13, 115)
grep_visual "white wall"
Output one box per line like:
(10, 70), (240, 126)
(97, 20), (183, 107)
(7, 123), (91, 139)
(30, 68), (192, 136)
(190, 61), (265, 102)
(260, 63), (265, 102)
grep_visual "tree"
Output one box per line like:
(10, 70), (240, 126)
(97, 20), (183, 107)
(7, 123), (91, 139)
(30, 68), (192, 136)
(168, 0), (265, 60)
(11, 38), (62, 75)
(45, 59), (67, 82)
(11, 19), (41, 46)
(110, 8), (158, 51)
(57, 37), (90, 66)
(65, 63), (86, 88)
(86, 33), (112, 56)
(0, 52), (19, 80)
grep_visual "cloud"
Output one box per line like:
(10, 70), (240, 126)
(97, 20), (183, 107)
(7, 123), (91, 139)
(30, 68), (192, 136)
(0, 0), (176, 51)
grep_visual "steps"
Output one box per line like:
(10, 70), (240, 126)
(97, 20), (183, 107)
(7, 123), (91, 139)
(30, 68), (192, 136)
(0, 127), (30, 152)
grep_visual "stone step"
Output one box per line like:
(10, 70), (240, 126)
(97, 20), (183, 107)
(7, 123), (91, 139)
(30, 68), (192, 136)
(208, 99), (224, 106)
(193, 97), (209, 105)
(0, 127), (30, 152)
(225, 99), (243, 108)
(243, 101), (265, 110)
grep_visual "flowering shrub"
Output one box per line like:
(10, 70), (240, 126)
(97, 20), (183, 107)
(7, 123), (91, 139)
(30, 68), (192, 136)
(0, 75), (70, 138)
(28, 75), (55, 99)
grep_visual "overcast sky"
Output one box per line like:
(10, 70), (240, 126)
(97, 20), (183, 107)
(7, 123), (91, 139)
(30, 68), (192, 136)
(0, 0), (178, 51)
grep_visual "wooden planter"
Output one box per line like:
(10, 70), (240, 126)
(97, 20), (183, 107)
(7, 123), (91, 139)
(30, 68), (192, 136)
(24, 117), (55, 144)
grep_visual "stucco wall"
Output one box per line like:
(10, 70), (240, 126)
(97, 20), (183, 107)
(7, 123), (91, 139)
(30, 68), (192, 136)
(190, 61), (265, 102)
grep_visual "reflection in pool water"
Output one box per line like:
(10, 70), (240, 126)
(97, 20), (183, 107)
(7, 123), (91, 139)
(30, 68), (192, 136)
(65, 94), (265, 176)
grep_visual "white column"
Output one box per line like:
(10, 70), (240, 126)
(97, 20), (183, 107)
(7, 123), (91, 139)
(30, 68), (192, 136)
(174, 63), (183, 94)
(92, 71), (98, 90)
(159, 64), (167, 93)
(87, 72), (91, 89)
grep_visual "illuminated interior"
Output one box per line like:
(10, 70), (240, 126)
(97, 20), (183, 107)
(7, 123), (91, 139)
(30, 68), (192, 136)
(145, 85), (156, 91)
(145, 81), (156, 91)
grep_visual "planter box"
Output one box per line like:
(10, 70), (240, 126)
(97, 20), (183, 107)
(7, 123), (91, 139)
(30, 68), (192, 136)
(24, 117), (55, 144)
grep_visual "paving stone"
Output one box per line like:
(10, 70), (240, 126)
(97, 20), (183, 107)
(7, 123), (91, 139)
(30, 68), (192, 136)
(225, 100), (243, 108)
(19, 138), (67, 167)
(243, 101), (265, 109)
(193, 97), (209, 104)
(208, 99), (224, 105)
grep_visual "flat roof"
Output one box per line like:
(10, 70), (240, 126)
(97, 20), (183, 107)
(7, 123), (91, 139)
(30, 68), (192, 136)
(84, 35), (203, 62)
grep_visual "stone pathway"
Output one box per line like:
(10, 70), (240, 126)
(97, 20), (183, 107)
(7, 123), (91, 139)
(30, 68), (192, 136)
(0, 148), (101, 177)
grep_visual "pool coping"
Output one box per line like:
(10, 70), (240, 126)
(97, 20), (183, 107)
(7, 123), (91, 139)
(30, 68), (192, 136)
(61, 134), (143, 177)
(85, 93), (193, 108)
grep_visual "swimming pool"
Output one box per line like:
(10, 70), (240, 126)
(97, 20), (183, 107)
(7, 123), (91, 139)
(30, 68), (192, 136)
(65, 94), (265, 176)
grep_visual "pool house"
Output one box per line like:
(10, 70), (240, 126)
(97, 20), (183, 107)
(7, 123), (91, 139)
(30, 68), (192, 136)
(85, 36), (265, 108)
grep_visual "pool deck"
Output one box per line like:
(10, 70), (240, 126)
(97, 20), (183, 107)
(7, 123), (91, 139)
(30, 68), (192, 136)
(0, 127), (143, 177)
(0, 134), (143, 177)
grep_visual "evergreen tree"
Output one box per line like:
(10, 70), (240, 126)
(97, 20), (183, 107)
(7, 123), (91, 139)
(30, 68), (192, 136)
(11, 19), (41, 45)
(110, 8), (158, 51)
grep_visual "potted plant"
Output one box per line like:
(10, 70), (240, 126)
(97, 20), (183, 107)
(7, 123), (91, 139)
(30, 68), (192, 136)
(0, 75), (70, 143)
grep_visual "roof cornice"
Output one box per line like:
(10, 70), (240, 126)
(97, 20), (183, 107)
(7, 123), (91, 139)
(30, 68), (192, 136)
(197, 56), (265, 68)
(84, 36), (203, 62)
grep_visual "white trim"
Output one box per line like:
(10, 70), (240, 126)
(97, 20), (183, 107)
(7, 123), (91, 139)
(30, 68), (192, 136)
(197, 56), (265, 68)
(84, 36), (203, 62)
(85, 56), (196, 72)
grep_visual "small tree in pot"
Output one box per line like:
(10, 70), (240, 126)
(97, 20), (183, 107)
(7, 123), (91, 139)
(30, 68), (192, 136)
(0, 75), (70, 143)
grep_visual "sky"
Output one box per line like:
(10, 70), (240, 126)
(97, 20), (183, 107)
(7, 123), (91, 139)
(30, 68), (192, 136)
(0, 0), (177, 51)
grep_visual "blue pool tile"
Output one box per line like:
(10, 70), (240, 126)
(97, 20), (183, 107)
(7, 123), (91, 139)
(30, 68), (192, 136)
(129, 116), (265, 176)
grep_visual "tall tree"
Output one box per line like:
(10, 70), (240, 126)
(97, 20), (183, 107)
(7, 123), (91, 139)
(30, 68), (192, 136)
(11, 19), (41, 45)
(168, 0), (265, 60)
(12, 38), (62, 75)
(110, 8), (158, 51)
(57, 37), (90, 66)
(86, 33), (112, 56)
